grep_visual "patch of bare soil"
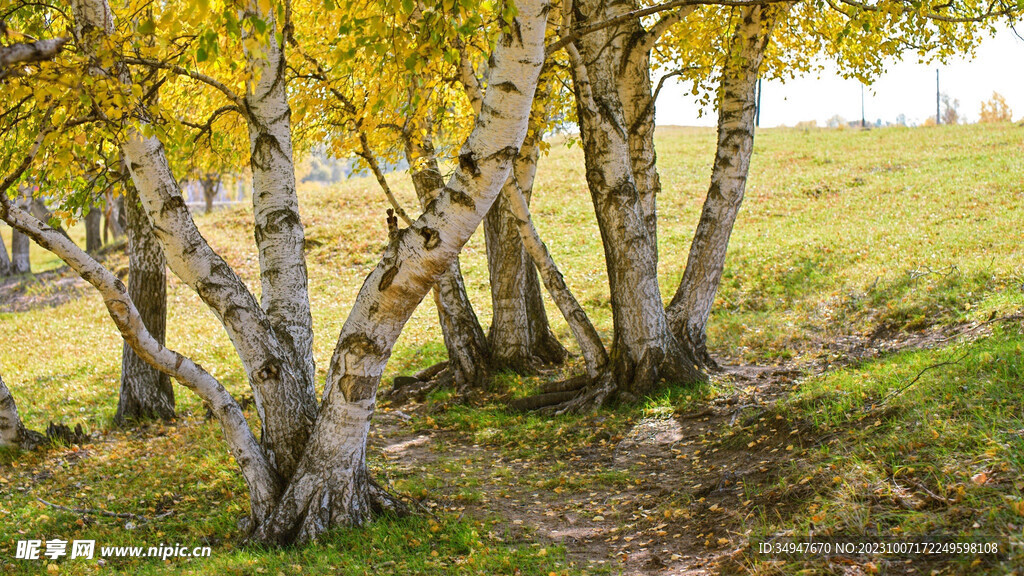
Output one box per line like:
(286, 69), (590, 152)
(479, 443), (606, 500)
(370, 364), (805, 575)
(371, 320), (1007, 575)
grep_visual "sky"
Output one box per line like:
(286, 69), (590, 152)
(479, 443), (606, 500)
(655, 26), (1024, 128)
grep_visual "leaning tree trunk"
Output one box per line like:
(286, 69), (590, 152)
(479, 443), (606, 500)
(0, 369), (46, 449)
(559, 0), (705, 410)
(116, 189), (175, 424)
(402, 118), (491, 392)
(249, 0), (548, 544)
(666, 5), (788, 367)
(85, 204), (102, 253)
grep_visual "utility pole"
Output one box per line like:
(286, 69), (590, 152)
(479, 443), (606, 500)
(861, 83), (866, 128)
(755, 79), (762, 128)
(936, 69), (940, 125)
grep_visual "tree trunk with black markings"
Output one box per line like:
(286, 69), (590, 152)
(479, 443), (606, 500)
(485, 181), (567, 372)
(667, 5), (788, 367)
(116, 188), (175, 424)
(403, 117), (491, 392)
(557, 0), (705, 411)
(62, 0), (546, 545)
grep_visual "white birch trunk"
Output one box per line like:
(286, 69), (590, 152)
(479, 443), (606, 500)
(250, 0), (549, 543)
(667, 5), (788, 365)
(242, 5), (316, 392)
(402, 117), (491, 390)
(0, 201), (280, 516)
(0, 369), (45, 449)
(566, 1), (704, 406)
(70, 0), (317, 479)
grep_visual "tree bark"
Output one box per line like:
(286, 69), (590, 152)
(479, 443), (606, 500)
(65, 0), (546, 544)
(562, 0), (705, 409)
(484, 184), (567, 371)
(250, 0), (548, 543)
(400, 116), (491, 392)
(11, 220), (30, 275)
(243, 6), (317, 397)
(116, 188), (175, 424)
(666, 5), (788, 367)
(0, 369), (46, 449)
(0, 198), (281, 517)
(85, 204), (102, 253)
(0, 232), (10, 277)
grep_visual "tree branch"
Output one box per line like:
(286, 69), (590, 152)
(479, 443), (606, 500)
(0, 37), (69, 67)
(0, 198), (281, 519)
(547, 0), (791, 55)
(357, 131), (414, 226)
(122, 56), (244, 107)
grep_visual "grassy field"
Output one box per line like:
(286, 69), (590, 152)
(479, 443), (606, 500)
(1, 122), (1023, 575)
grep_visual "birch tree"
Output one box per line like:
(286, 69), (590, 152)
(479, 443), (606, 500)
(0, 369), (46, 450)
(1, 0), (549, 543)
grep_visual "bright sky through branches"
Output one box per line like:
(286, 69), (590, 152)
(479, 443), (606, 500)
(656, 26), (1024, 127)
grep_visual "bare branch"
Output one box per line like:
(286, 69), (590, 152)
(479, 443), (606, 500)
(838, 0), (1020, 22)
(357, 131), (414, 226)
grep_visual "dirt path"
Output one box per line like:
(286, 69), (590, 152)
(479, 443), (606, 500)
(371, 364), (805, 575)
(370, 319), (1006, 575)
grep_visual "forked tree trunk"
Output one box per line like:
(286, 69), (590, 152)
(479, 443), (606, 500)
(666, 5), (788, 366)
(66, 0), (546, 544)
(249, 0), (548, 543)
(403, 119), (491, 391)
(116, 189), (175, 424)
(561, 0), (705, 409)
(85, 204), (102, 253)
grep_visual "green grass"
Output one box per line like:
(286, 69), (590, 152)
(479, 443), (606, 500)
(737, 325), (1024, 574)
(2, 122), (1023, 574)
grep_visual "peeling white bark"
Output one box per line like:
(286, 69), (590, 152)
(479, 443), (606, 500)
(242, 4), (317, 393)
(667, 5), (788, 364)
(252, 0), (549, 543)
(0, 201), (280, 517)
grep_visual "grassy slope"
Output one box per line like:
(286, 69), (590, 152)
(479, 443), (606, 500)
(0, 123), (1022, 574)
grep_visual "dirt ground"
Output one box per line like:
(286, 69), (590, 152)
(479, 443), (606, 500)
(370, 320), (999, 575)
